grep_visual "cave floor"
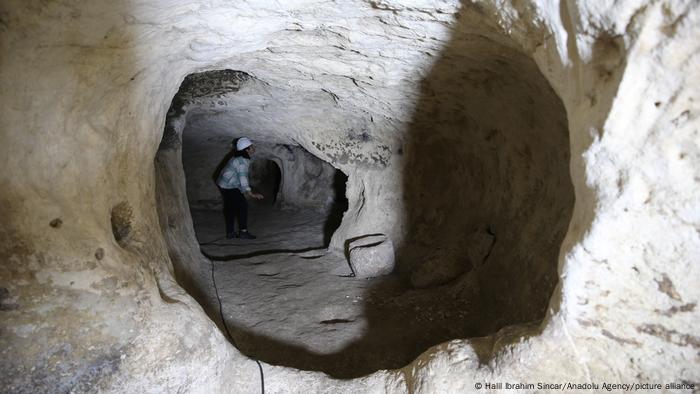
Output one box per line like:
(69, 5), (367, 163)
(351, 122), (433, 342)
(194, 203), (328, 258)
(192, 206), (479, 378)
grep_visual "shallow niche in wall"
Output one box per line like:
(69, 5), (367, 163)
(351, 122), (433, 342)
(155, 43), (573, 378)
(110, 201), (133, 248)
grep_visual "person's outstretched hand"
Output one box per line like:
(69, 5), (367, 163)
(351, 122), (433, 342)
(251, 192), (264, 200)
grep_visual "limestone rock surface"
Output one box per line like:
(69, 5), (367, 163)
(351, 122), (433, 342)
(348, 234), (395, 278)
(410, 246), (468, 288)
(1, 0), (698, 392)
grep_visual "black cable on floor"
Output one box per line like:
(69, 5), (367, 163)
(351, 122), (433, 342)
(209, 256), (265, 394)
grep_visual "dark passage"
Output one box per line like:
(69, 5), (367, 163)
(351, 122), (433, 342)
(323, 170), (348, 245)
(249, 159), (282, 206)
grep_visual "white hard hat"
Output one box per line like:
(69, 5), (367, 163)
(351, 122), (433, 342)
(236, 137), (252, 151)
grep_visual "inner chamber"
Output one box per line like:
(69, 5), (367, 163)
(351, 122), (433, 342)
(156, 24), (573, 377)
(182, 126), (347, 256)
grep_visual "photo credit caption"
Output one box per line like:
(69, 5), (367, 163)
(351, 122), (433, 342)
(473, 382), (696, 391)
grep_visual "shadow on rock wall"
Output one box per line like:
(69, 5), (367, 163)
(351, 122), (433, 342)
(396, 5), (574, 333)
(221, 3), (574, 378)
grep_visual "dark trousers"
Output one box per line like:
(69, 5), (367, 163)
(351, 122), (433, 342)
(220, 188), (247, 234)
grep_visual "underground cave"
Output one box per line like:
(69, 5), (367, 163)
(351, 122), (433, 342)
(1, 0), (698, 392)
(153, 41), (574, 377)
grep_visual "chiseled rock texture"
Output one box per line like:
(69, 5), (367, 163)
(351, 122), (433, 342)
(348, 234), (396, 278)
(1, 0), (698, 393)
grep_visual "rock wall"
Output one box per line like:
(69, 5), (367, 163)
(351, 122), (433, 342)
(1, 0), (698, 393)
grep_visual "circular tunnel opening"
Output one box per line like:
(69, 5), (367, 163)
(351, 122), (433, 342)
(155, 22), (574, 377)
(249, 158), (282, 206)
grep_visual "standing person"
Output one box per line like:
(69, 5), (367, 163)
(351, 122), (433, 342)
(216, 137), (264, 239)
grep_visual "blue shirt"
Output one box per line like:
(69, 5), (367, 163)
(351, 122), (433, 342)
(217, 156), (251, 192)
